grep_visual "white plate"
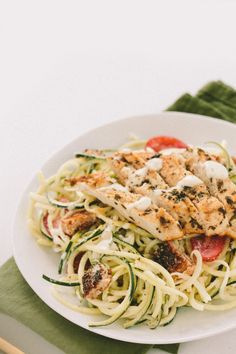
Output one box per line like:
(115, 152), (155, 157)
(13, 112), (236, 344)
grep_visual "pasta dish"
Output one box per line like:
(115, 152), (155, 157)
(28, 135), (236, 329)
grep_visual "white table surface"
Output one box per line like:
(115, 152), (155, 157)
(1, 1), (236, 353)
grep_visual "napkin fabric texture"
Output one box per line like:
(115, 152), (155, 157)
(0, 80), (235, 354)
(167, 80), (236, 123)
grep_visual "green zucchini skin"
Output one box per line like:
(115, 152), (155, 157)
(58, 241), (73, 274)
(123, 285), (155, 328)
(75, 153), (105, 160)
(47, 193), (84, 209)
(113, 235), (141, 255)
(42, 274), (80, 287)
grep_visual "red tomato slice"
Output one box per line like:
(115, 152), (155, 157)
(43, 212), (61, 235)
(43, 213), (52, 236)
(190, 235), (227, 262)
(52, 215), (61, 228)
(146, 136), (188, 152)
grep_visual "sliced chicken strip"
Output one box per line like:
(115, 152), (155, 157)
(116, 150), (154, 169)
(65, 171), (114, 188)
(152, 188), (204, 235)
(158, 154), (188, 187)
(61, 210), (97, 237)
(184, 155), (236, 239)
(111, 158), (132, 185)
(76, 173), (183, 241)
(152, 241), (194, 275)
(158, 155), (229, 237)
(82, 263), (112, 299)
(110, 151), (155, 184)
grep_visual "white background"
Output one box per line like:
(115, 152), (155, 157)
(0, 1), (236, 353)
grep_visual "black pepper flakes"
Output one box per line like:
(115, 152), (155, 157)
(152, 242), (189, 273)
(226, 196), (234, 206)
(160, 216), (170, 226)
(218, 207), (226, 217)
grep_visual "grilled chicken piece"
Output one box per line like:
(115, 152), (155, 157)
(65, 172), (113, 188)
(78, 174), (183, 241)
(186, 186), (229, 236)
(158, 155), (229, 237)
(152, 188), (204, 235)
(82, 263), (112, 299)
(61, 211), (97, 236)
(152, 241), (194, 275)
(159, 155), (188, 187)
(110, 158), (133, 185)
(185, 157), (236, 239)
(113, 151), (153, 169)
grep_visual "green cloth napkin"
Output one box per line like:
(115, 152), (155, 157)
(1, 80), (235, 354)
(167, 80), (236, 123)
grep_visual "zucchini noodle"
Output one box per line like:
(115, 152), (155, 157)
(28, 137), (236, 329)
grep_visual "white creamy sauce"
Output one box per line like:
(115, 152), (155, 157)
(128, 167), (148, 186)
(95, 225), (113, 250)
(153, 186), (176, 197)
(159, 148), (186, 155)
(127, 196), (152, 211)
(176, 175), (203, 188)
(153, 188), (166, 197)
(146, 158), (163, 171)
(128, 158), (163, 187)
(203, 160), (228, 179)
(118, 231), (135, 245)
(121, 166), (132, 176)
(134, 166), (148, 177)
(154, 176), (202, 197)
(203, 161), (229, 179)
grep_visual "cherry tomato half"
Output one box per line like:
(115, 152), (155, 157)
(43, 212), (61, 236)
(190, 235), (227, 262)
(146, 136), (188, 152)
